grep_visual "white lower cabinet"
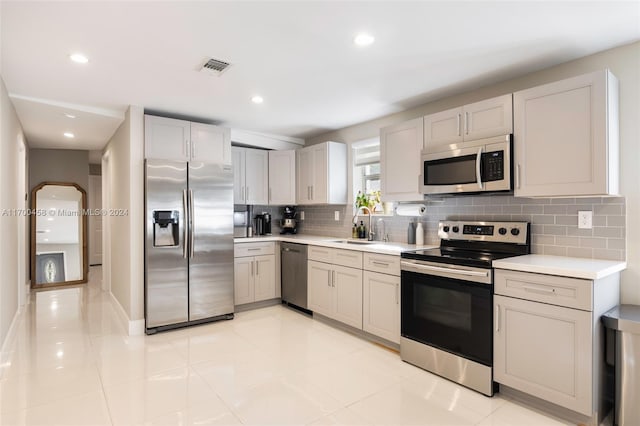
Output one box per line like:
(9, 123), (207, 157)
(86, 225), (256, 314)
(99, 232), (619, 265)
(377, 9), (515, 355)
(494, 294), (592, 415)
(363, 271), (400, 344)
(493, 268), (620, 421)
(234, 243), (276, 306)
(308, 257), (363, 329)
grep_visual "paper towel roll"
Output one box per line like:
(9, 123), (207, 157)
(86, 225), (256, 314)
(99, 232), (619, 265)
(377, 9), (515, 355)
(395, 203), (427, 217)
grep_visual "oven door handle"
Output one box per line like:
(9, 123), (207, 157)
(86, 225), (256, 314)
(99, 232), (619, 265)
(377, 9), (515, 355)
(401, 261), (489, 278)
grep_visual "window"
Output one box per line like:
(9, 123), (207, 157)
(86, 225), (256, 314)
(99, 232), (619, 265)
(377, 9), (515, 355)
(353, 138), (384, 213)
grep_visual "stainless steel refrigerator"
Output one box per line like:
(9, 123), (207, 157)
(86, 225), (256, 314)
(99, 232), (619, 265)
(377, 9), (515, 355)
(145, 159), (234, 333)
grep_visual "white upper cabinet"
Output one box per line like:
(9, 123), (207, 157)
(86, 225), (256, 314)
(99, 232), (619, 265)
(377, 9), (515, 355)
(144, 115), (191, 162)
(268, 150), (296, 205)
(380, 117), (424, 202)
(190, 122), (232, 164)
(232, 148), (246, 204)
(296, 142), (347, 205)
(514, 70), (619, 197)
(144, 115), (231, 164)
(232, 147), (268, 205)
(424, 94), (513, 153)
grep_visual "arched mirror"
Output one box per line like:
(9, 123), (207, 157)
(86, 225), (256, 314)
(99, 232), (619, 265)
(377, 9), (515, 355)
(31, 182), (88, 287)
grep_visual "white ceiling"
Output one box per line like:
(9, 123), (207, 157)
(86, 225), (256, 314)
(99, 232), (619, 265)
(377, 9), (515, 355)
(2, 1), (639, 151)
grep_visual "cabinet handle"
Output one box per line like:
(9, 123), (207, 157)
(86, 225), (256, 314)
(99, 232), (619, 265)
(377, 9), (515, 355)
(495, 305), (500, 332)
(327, 272), (331, 287)
(457, 114), (461, 137)
(516, 164), (521, 189)
(251, 260), (254, 276)
(311, 186), (314, 200)
(256, 260), (259, 276)
(465, 112), (469, 135)
(332, 270), (335, 287)
(185, 139), (190, 158)
(246, 186), (250, 201)
(395, 283), (399, 305)
(247, 248), (261, 251)
(523, 285), (556, 295)
(191, 138), (196, 159)
(372, 261), (389, 267)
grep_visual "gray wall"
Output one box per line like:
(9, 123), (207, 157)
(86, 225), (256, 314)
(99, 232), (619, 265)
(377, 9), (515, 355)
(29, 149), (89, 193)
(305, 41), (639, 304)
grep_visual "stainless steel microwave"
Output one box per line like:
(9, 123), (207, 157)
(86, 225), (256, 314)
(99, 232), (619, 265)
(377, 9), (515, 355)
(420, 134), (512, 195)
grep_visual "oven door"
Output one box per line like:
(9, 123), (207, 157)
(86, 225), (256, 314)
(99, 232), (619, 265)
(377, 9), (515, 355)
(400, 262), (493, 366)
(420, 136), (512, 195)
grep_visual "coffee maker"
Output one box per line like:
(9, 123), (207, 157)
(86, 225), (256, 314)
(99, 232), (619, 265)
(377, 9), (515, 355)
(280, 205), (298, 234)
(254, 212), (272, 236)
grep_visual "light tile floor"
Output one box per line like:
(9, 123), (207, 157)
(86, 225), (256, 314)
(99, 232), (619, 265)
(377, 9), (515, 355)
(0, 267), (575, 425)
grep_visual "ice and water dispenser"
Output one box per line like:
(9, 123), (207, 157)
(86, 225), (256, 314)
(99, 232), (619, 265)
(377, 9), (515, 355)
(152, 210), (179, 247)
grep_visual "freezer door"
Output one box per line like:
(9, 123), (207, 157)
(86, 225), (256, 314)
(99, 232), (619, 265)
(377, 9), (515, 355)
(188, 162), (234, 320)
(145, 159), (189, 328)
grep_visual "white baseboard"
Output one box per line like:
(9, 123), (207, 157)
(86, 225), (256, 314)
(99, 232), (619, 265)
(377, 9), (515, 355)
(1, 305), (24, 355)
(109, 292), (145, 336)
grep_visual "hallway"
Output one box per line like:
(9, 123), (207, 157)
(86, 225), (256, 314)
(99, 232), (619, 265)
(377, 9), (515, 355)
(0, 268), (573, 426)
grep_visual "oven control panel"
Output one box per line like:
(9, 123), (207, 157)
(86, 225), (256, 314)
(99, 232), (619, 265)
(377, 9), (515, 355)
(438, 221), (529, 245)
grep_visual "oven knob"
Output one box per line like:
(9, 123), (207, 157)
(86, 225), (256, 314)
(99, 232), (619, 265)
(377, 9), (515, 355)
(452, 226), (459, 233)
(499, 227), (507, 235)
(510, 228), (520, 236)
(443, 226), (450, 232)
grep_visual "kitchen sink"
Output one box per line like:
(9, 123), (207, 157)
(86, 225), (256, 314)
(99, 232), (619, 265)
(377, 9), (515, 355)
(333, 239), (377, 245)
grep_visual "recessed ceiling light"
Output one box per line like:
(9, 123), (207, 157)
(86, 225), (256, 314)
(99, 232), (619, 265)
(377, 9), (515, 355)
(63, 132), (75, 138)
(64, 113), (76, 119)
(69, 53), (89, 64)
(251, 95), (264, 104)
(354, 33), (375, 46)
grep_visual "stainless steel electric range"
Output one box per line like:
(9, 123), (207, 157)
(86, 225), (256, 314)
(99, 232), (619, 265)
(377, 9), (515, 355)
(400, 220), (530, 396)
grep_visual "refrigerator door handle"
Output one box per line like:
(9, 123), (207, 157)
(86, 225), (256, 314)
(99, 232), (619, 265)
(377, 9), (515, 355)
(189, 189), (195, 258)
(182, 189), (188, 259)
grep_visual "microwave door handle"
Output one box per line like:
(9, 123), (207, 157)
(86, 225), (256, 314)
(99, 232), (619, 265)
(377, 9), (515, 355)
(476, 147), (483, 189)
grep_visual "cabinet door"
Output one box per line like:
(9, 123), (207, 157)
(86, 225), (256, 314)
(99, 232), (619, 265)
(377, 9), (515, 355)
(423, 106), (463, 151)
(232, 147), (246, 204)
(268, 150), (296, 205)
(253, 255), (276, 302)
(363, 271), (400, 343)
(190, 123), (231, 164)
(245, 148), (269, 204)
(380, 117), (424, 202)
(464, 94), (513, 141)
(233, 257), (254, 305)
(332, 264), (363, 329)
(494, 295), (592, 415)
(144, 115), (190, 161)
(514, 70), (615, 197)
(307, 260), (332, 317)
(310, 144), (328, 204)
(296, 148), (313, 204)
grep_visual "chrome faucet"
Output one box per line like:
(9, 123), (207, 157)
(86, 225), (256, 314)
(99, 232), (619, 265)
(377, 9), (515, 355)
(352, 206), (374, 241)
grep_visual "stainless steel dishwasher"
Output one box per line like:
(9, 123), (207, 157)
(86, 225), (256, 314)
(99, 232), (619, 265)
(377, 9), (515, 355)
(281, 242), (308, 310)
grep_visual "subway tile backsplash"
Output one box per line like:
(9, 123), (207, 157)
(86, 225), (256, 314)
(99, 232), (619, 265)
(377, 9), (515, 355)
(285, 195), (626, 262)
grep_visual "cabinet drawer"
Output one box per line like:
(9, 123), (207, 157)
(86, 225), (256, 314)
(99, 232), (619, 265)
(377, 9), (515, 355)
(495, 270), (593, 311)
(308, 245), (333, 263)
(332, 249), (363, 269)
(234, 242), (275, 258)
(363, 253), (400, 276)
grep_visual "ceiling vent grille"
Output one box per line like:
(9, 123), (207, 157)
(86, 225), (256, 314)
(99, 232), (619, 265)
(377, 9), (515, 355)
(201, 57), (231, 76)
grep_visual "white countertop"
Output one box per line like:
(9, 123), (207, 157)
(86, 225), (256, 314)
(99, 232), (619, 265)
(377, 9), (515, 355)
(493, 254), (627, 280)
(234, 234), (434, 255)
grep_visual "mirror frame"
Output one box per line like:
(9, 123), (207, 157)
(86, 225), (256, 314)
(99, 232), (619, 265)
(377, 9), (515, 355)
(30, 181), (88, 288)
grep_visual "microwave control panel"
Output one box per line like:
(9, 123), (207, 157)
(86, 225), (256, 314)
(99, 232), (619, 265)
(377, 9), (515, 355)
(482, 150), (504, 182)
